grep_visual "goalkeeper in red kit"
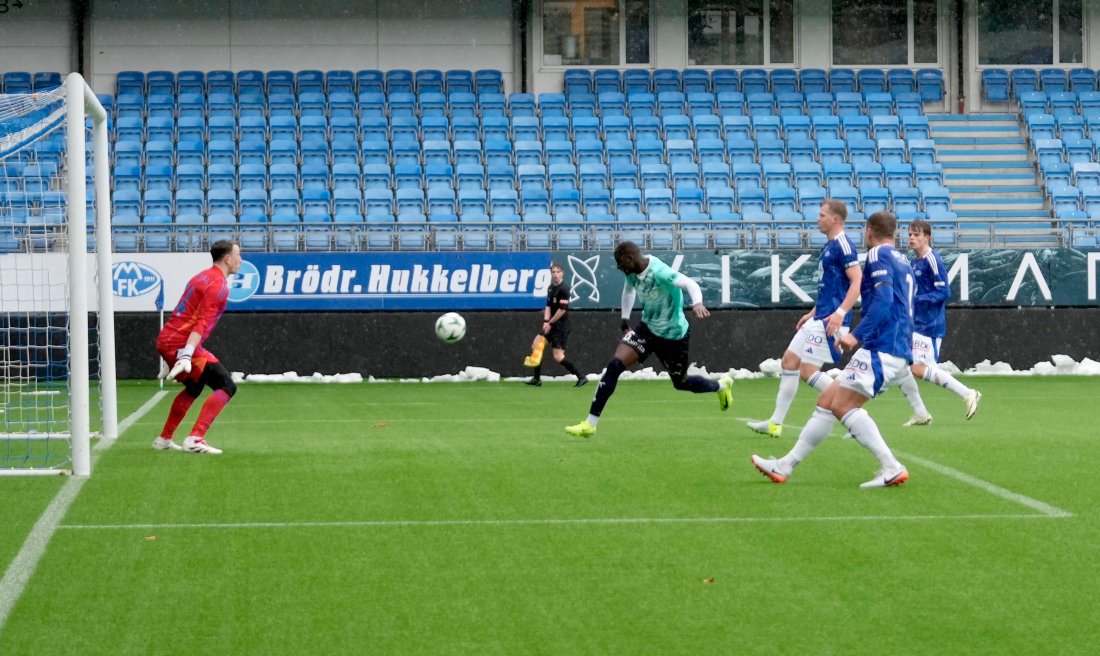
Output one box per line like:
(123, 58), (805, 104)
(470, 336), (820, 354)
(152, 240), (241, 454)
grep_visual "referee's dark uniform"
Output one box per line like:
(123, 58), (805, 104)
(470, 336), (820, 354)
(527, 278), (587, 386)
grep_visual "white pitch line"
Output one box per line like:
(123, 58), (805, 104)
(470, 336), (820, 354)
(734, 415), (1073, 518)
(59, 513), (1060, 532)
(0, 390), (168, 634)
(896, 452), (1073, 518)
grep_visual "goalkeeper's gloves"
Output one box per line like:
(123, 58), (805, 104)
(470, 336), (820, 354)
(620, 318), (631, 333)
(162, 344), (195, 380)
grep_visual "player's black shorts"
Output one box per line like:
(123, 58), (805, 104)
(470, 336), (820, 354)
(620, 322), (690, 381)
(546, 321), (570, 349)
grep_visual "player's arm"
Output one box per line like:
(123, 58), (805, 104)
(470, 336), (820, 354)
(672, 275), (709, 319)
(921, 257), (951, 305)
(620, 280), (637, 332)
(825, 261), (863, 336)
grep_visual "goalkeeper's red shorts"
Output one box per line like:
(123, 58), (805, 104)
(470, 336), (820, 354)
(157, 338), (219, 384)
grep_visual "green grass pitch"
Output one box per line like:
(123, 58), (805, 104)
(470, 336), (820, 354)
(1, 376), (1097, 655)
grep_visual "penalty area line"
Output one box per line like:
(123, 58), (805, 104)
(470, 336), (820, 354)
(0, 390), (168, 635)
(733, 415), (1073, 519)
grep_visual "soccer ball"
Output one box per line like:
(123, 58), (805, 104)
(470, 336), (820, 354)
(434, 312), (466, 343)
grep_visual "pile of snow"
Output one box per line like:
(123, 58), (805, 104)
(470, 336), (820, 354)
(231, 371), (363, 384)
(233, 355), (1100, 384)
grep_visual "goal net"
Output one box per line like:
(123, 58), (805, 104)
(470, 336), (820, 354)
(0, 73), (116, 476)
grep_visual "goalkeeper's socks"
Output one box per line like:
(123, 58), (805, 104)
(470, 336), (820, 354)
(161, 388), (198, 439)
(190, 389), (232, 437)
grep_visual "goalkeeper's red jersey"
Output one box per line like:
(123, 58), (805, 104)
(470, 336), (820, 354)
(157, 265), (229, 349)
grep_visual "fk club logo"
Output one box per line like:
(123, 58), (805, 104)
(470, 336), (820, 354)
(568, 254), (600, 303)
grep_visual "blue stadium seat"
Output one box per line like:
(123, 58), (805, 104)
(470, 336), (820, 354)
(653, 69), (681, 94)
(982, 69), (1010, 102)
(829, 69), (856, 93)
(144, 70), (173, 96)
(908, 68), (939, 103)
(475, 69), (504, 95)
(711, 69), (739, 94)
(564, 69), (593, 96)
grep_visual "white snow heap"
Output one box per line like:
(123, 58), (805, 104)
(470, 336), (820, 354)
(230, 356), (1100, 383)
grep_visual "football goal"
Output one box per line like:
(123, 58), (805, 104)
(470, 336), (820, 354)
(0, 72), (116, 476)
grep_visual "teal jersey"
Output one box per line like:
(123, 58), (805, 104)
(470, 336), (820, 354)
(625, 256), (689, 340)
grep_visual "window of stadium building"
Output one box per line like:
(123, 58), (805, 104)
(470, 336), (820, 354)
(978, 0), (1082, 65)
(687, 0), (795, 65)
(831, 0), (939, 65)
(542, 0), (651, 66)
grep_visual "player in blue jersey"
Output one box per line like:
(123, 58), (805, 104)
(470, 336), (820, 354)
(564, 241), (733, 437)
(747, 199), (862, 438)
(752, 211), (912, 488)
(894, 219), (982, 425)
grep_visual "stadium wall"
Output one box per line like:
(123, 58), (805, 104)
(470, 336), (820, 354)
(0, 0), (516, 94)
(115, 308), (1099, 380)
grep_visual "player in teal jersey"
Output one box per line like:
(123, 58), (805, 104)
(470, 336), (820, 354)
(565, 241), (733, 437)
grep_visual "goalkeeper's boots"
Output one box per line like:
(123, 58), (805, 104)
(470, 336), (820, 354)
(751, 455), (790, 484)
(859, 464), (909, 489)
(902, 414), (934, 427)
(716, 375), (733, 411)
(747, 419), (783, 437)
(964, 390), (982, 420)
(152, 437), (182, 451)
(183, 436), (223, 455)
(564, 420), (596, 438)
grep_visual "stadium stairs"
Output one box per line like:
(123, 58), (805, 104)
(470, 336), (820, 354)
(930, 113), (1056, 247)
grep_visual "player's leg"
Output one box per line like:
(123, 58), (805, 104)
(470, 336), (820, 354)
(831, 350), (908, 488)
(898, 333), (934, 425)
(153, 376), (204, 451)
(656, 332), (720, 395)
(565, 333), (642, 437)
(183, 359), (236, 454)
(751, 379), (840, 483)
(918, 339), (980, 418)
(153, 340), (201, 450)
(750, 321), (834, 437)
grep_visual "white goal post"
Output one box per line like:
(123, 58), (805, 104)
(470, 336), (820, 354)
(0, 72), (116, 477)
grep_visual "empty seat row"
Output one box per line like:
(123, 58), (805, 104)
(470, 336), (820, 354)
(562, 67), (944, 102)
(0, 71), (63, 93)
(982, 68), (1100, 102)
(117, 69), (504, 97)
(99, 158), (946, 198)
(110, 113), (932, 146)
(106, 89), (925, 122)
(1017, 90), (1100, 117)
(106, 134), (937, 171)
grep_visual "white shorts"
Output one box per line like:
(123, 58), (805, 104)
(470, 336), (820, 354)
(839, 348), (910, 398)
(786, 318), (849, 366)
(911, 332), (942, 366)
